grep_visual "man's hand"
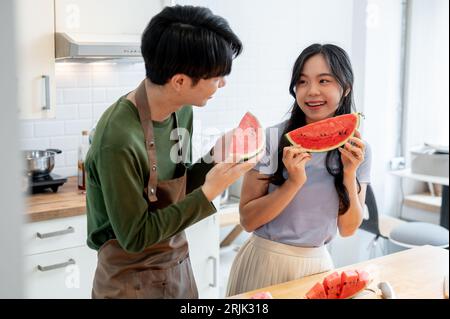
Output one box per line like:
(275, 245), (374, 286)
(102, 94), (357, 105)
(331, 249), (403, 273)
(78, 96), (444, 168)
(201, 159), (256, 201)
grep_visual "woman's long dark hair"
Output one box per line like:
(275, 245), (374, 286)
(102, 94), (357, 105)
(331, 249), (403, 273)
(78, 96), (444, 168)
(270, 43), (361, 215)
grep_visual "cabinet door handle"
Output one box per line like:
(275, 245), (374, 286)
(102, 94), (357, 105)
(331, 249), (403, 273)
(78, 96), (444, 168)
(37, 258), (76, 272)
(41, 75), (50, 110)
(208, 256), (217, 288)
(37, 226), (75, 239)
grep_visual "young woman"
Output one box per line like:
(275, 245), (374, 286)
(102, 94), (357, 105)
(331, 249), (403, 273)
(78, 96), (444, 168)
(226, 44), (372, 296)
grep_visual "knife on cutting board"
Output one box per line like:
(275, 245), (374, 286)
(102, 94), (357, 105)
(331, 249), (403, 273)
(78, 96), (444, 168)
(378, 281), (396, 299)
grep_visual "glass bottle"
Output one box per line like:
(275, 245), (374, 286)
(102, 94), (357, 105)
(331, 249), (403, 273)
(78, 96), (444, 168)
(78, 130), (90, 191)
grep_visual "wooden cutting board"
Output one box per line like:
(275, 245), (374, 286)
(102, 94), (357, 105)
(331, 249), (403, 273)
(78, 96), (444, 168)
(229, 246), (449, 299)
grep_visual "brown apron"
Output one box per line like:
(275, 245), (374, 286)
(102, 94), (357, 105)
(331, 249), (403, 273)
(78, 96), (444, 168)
(92, 80), (198, 299)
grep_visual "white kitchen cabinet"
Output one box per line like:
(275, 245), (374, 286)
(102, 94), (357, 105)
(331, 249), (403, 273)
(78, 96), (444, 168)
(23, 215), (97, 299)
(14, 0), (56, 119)
(24, 211), (220, 299)
(185, 198), (220, 299)
(24, 245), (97, 299)
(54, 0), (169, 34)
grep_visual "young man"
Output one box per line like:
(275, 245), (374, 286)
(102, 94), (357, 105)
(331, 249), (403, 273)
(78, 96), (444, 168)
(85, 5), (253, 298)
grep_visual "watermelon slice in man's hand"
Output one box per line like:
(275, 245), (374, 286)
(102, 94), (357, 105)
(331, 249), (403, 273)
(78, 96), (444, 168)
(227, 112), (265, 163)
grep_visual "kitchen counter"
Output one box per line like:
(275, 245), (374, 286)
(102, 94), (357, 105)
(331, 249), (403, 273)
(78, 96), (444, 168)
(26, 177), (86, 222)
(25, 178), (242, 225)
(228, 245), (449, 299)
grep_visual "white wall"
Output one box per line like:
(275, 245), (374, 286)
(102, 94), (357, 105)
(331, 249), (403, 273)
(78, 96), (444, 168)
(361, 0), (404, 216)
(400, 0), (449, 220)
(404, 0), (449, 150)
(0, 0), (24, 298)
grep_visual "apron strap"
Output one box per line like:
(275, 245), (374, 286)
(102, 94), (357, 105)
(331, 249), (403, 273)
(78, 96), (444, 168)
(135, 80), (158, 202)
(134, 80), (183, 202)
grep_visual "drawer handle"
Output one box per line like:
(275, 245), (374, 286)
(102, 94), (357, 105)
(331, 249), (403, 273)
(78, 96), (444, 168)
(37, 258), (76, 272)
(36, 226), (75, 239)
(41, 75), (51, 110)
(208, 256), (217, 288)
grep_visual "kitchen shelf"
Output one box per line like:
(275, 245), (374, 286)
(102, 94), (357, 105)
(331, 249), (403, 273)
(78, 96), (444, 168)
(404, 193), (441, 213)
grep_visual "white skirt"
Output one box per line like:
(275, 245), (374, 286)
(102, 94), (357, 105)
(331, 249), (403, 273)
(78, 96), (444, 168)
(226, 234), (334, 297)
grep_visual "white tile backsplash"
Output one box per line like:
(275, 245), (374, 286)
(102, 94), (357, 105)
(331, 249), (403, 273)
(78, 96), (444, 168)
(76, 72), (93, 88)
(65, 151), (78, 168)
(91, 71), (119, 87)
(55, 104), (78, 120)
(62, 88), (92, 104)
(91, 88), (107, 103)
(56, 89), (64, 105)
(34, 121), (65, 138)
(64, 119), (93, 136)
(54, 152), (66, 168)
(78, 104), (93, 119)
(106, 87), (132, 101)
(50, 136), (79, 151)
(55, 72), (77, 88)
(21, 138), (50, 151)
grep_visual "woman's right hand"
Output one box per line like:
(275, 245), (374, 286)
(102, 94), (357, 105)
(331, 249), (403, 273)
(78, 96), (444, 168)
(282, 146), (312, 187)
(201, 159), (256, 202)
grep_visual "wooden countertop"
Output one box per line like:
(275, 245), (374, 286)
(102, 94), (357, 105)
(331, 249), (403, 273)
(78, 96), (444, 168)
(25, 179), (242, 224)
(26, 177), (86, 223)
(228, 245), (449, 299)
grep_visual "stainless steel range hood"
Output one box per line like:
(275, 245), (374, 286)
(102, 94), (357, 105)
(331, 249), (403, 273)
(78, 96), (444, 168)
(55, 32), (143, 63)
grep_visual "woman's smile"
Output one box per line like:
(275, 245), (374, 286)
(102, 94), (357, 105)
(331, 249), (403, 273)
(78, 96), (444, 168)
(305, 100), (327, 109)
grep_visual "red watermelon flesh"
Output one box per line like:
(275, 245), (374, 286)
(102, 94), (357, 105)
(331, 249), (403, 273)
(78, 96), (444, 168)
(285, 113), (360, 152)
(250, 291), (273, 299)
(354, 270), (370, 294)
(339, 270), (360, 299)
(305, 282), (327, 299)
(305, 269), (370, 299)
(229, 112), (265, 162)
(323, 272), (341, 299)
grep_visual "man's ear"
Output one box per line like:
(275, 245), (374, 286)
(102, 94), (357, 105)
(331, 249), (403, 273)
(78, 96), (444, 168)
(171, 74), (187, 92)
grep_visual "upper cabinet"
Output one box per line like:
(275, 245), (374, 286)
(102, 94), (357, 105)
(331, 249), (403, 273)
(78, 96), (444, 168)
(15, 0), (56, 119)
(15, 0), (169, 119)
(54, 0), (169, 35)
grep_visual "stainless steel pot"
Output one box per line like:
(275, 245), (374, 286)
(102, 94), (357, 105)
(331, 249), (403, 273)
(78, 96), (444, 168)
(24, 149), (62, 176)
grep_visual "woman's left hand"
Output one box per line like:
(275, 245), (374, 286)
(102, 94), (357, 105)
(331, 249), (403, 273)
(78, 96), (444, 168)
(338, 130), (365, 175)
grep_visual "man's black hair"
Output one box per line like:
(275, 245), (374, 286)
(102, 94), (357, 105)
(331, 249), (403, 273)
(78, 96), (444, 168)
(141, 5), (243, 85)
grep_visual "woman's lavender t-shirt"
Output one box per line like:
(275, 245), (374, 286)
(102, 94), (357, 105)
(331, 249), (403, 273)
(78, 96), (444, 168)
(253, 121), (372, 247)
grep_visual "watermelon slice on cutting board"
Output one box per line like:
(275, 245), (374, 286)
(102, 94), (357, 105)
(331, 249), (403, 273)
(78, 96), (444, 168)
(285, 113), (361, 152)
(228, 112), (265, 162)
(305, 269), (372, 299)
(250, 291), (274, 299)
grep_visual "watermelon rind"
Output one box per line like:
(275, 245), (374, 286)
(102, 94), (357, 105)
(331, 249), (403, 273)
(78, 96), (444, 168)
(285, 113), (361, 153)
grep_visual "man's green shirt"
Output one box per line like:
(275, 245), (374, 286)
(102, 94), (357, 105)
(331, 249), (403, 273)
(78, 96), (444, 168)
(85, 97), (216, 253)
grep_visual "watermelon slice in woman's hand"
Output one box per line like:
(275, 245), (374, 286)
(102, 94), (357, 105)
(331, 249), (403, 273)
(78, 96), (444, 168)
(285, 113), (362, 152)
(305, 269), (371, 299)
